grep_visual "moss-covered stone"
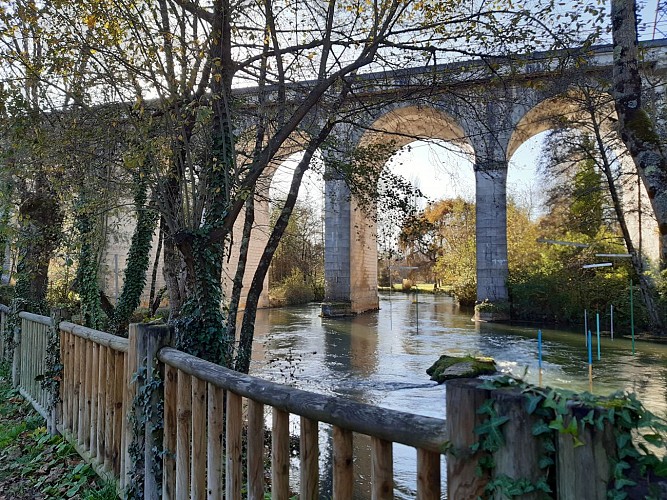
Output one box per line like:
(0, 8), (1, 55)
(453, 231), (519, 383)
(426, 355), (497, 384)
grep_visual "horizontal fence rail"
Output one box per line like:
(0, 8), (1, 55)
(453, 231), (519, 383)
(158, 346), (449, 499)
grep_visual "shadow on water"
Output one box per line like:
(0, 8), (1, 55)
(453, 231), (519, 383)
(250, 293), (667, 498)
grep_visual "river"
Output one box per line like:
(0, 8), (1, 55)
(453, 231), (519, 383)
(248, 292), (667, 498)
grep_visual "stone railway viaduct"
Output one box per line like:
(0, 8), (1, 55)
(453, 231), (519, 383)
(104, 39), (667, 316)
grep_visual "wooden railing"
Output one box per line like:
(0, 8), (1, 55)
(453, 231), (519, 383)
(58, 321), (130, 491)
(7, 309), (629, 499)
(157, 345), (448, 499)
(14, 311), (53, 421)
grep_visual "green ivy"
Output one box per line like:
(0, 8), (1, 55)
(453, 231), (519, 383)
(109, 167), (158, 337)
(473, 376), (667, 499)
(127, 357), (164, 499)
(174, 232), (231, 366)
(74, 196), (102, 330)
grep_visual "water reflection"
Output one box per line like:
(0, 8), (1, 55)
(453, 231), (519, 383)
(250, 293), (667, 497)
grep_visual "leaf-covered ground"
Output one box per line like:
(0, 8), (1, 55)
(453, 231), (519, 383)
(0, 366), (116, 499)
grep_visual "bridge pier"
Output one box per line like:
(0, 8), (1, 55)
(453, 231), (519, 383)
(474, 161), (509, 319)
(322, 172), (379, 317)
(322, 176), (353, 316)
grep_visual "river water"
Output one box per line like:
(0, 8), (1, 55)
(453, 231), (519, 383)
(248, 292), (667, 498)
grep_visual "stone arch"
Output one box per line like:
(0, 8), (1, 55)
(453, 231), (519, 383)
(225, 127), (319, 310)
(358, 105), (473, 151)
(507, 90), (660, 264)
(330, 105), (473, 314)
(507, 93), (586, 161)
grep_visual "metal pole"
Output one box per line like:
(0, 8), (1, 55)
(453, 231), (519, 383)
(596, 312), (601, 361)
(630, 279), (635, 355)
(415, 284), (419, 333)
(610, 304), (614, 341)
(588, 329), (593, 392)
(538, 329), (543, 386)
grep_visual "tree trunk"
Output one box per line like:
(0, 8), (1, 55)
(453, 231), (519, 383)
(610, 0), (667, 268)
(590, 119), (665, 334)
(74, 196), (103, 329)
(16, 175), (63, 314)
(109, 171), (158, 336)
(148, 218), (164, 312)
(224, 196), (254, 342)
(235, 122), (335, 373)
(162, 232), (185, 320)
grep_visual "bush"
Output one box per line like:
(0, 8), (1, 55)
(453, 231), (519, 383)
(0, 284), (14, 306)
(270, 269), (315, 306)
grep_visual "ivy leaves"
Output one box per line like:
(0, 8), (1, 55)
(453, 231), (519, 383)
(472, 375), (667, 499)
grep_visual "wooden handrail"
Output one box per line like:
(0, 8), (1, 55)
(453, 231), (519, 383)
(59, 321), (129, 352)
(158, 346), (448, 453)
(19, 311), (54, 326)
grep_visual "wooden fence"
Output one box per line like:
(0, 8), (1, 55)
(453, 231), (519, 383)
(6, 307), (627, 499)
(0, 303), (10, 362)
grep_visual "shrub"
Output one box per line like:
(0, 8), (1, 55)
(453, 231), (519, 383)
(271, 269), (315, 306)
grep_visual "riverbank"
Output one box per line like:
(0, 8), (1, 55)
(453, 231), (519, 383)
(378, 284), (453, 294)
(0, 364), (116, 500)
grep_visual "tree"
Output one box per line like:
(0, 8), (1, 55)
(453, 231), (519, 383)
(0, 0), (607, 368)
(269, 201), (323, 299)
(610, 0), (667, 268)
(539, 83), (665, 334)
(426, 198), (477, 304)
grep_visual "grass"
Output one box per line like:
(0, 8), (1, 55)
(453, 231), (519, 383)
(0, 363), (117, 499)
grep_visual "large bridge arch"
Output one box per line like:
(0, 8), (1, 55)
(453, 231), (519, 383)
(508, 90), (660, 265)
(322, 105), (473, 315)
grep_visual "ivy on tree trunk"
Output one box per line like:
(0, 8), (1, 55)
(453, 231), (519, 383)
(16, 175), (63, 315)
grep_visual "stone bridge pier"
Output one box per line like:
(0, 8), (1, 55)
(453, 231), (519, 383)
(321, 119), (514, 317)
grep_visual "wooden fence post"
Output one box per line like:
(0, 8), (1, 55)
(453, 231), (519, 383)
(11, 307), (20, 388)
(446, 378), (492, 499)
(492, 388), (545, 500)
(128, 322), (173, 500)
(556, 406), (617, 499)
(47, 309), (62, 436)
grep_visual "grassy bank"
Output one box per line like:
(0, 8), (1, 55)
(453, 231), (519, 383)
(0, 363), (117, 499)
(378, 283), (453, 294)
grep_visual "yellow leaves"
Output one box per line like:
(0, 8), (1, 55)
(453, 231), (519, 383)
(85, 14), (96, 29)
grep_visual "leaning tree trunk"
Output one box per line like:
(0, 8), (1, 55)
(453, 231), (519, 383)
(224, 195), (255, 342)
(611, 0), (667, 268)
(589, 115), (665, 334)
(235, 121), (335, 373)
